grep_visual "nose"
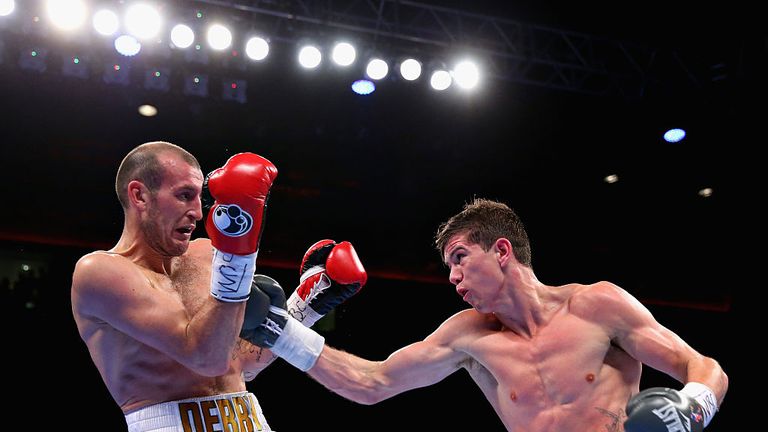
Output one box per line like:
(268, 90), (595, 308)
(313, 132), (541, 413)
(190, 198), (203, 221)
(448, 266), (461, 286)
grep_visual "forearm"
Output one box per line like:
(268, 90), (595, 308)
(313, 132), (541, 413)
(308, 346), (392, 405)
(685, 355), (728, 406)
(184, 299), (246, 376)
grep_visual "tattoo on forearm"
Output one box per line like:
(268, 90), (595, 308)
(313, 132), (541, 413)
(594, 407), (626, 432)
(232, 339), (262, 360)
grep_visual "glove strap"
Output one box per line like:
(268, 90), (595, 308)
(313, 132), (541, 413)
(286, 290), (324, 327)
(210, 249), (257, 302)
(681, 382), (717, 427)
(269, 312), (325, 371)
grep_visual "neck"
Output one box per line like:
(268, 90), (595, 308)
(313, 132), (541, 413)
(112, 224), (175, 275)
(493, 265), (550, 338)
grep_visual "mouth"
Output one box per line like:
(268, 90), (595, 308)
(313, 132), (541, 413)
(175, 225), (195, 237)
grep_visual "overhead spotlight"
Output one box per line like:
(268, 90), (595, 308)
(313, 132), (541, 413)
(207, 24), (232, 50)
(222, 78), (247, 103)
(46, 0), (87, 31)
(61, 54), (89, 79)
(365, 58), (388, 80)
(245, 37), (269, 61)
(698, 187), (713, 198)
(144, 67), (170, 92)
(138, 104), (158, 117)
(664, 128), (686, 143)
(453, 60), (480, 89)
(18, 47), (48, 73)
(332, 42), (356, 66)
(102, 62), (130, 86)
(183, 73), (208, 97)
(0, 0), (15, 17)
(93, 9), (119, 36)
(399, 58), (421, 81)
(170, 24), (195, 49)
(298, 45), (322, 69)
(430, 70), (452, 91)
(115, 34), (141, 56)
(604, 174), (619, 184)
(125, 4), (162, 40)
(351, 79), (375, 95)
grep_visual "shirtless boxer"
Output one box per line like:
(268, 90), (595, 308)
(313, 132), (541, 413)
(242, 198), (729, 432)
(71, 142), (280, 431)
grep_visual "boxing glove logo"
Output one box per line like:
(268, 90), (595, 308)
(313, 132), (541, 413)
(212, 204), (253, 237)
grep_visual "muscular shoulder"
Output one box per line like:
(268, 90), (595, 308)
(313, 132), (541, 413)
(568, 281), (651, 334)
(71, 251), (143, 316)
(429, 309), (500, 347)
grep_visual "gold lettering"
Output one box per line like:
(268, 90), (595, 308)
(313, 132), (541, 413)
(200, 400), (219, 432)
(247, 394), (264, 431)
(233, 396), (254, 432)
(178, 402), (205, 432)
(216, 398), (239, 432)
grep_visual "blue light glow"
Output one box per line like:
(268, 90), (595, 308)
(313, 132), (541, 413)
(352, 79), (375, 95)
(663, 128), (686, 143)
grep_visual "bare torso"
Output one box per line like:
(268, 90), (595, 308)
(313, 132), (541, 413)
(449, 284), (641, 432)
(72, 239), (272, 413)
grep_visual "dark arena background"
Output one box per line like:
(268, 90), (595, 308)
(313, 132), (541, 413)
(1, 0), (757, 430)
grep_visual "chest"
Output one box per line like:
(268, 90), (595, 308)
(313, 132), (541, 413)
(469, 315), (613, 404)
(149, 255), (211, 315)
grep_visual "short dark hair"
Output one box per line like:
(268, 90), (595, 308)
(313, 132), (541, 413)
(435, 198), (532, 267)
(115, 141), (200, 209)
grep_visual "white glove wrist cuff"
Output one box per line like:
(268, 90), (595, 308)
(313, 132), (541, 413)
(681, 382), (717, 427)
(209, 249), (257, 302)
(286, 291), (324, 327)
(271, 315), (325, 371)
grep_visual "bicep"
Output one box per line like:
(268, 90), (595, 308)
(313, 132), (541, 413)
(73, 255), (191, 357)
(606, 288), (697, 382)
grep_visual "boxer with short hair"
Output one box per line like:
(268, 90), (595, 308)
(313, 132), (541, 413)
(242, 198), (728, 432)
(73, 142), (353, 431)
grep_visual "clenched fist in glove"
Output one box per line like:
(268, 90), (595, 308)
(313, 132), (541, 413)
(204, 153), (277, 302)
(287, 240), (367, 327)
(625, 383), (718, 432)
(240, 274), (325, 371)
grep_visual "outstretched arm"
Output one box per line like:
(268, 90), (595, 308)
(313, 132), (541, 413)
(308, 315), (469, 404)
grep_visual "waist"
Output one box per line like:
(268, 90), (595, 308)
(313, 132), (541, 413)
(125, 391), (271, 432)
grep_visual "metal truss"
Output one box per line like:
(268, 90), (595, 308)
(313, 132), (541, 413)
(189, 0), (709, 98)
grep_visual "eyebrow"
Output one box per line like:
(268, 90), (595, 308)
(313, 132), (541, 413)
(444, 245), (466, 265)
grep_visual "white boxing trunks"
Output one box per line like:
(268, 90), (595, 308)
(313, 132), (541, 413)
(125, 391), (272, 432)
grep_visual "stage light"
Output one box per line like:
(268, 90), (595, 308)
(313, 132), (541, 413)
(46, 0), (87, 31)
(115, 35), (141, 57)
(351, 79), (375, 95)
(125, 4), (162, 40)
(138, 104), (157, 117)
(664, 128), (686, 143)
(365, 58), (388, 80)
(18, 47), (47, 73)
(245, 37), (269, 61)
(207, 24), (232, 50)
(103, 62), (130, 86)
(183, 73), (208, 97)
(171, 24), (194, 49)
(92, 9), (118, 36)
(430, 70), (451, 90)
(144, 67), (170, 92)
(62, 54), (89, 79)
(298, 45), (322, 69)
(332, 42), (356, 66)
(399, 58), (421, 81)
(453, 60), (479, 89)
(222, 78), (247, 103)
(0, 0), (15, 17)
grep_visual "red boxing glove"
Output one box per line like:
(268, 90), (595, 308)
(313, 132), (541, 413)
(287, 240), (367, 327)
(204, 153), (278, 302)
(205, 152), (277, 255)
